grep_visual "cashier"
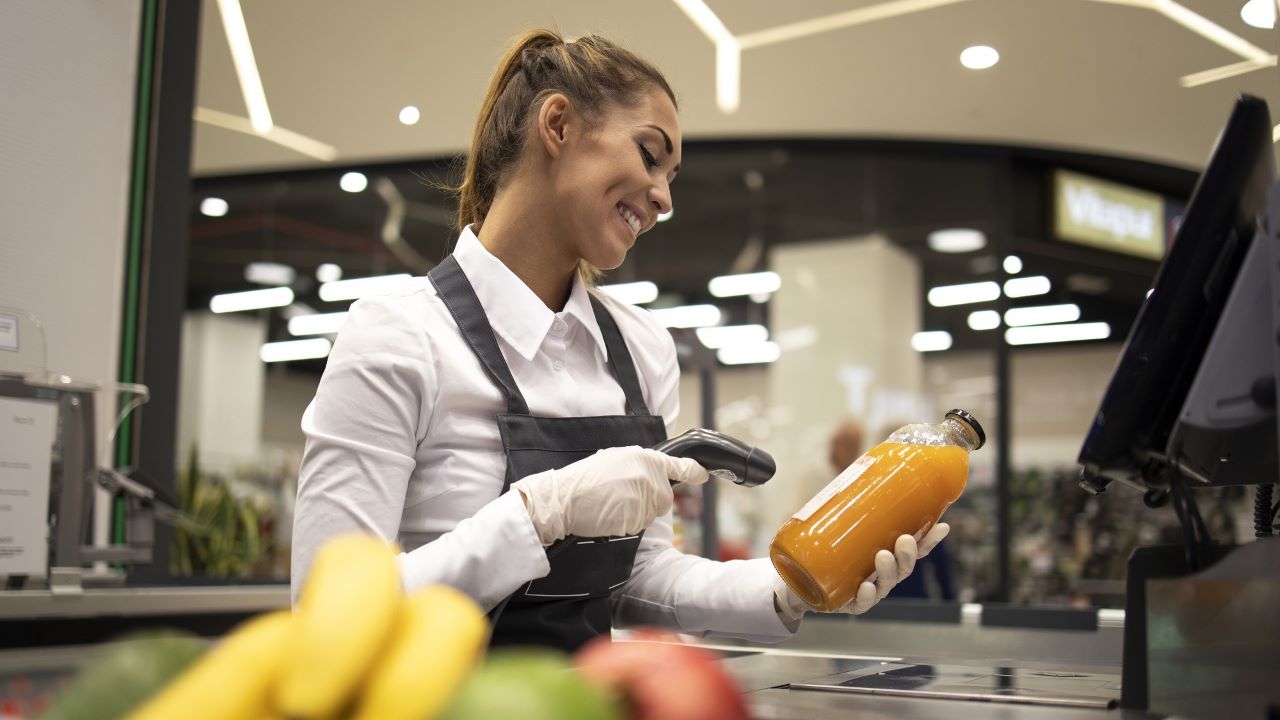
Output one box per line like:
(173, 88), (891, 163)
(291, 29), (948, 651)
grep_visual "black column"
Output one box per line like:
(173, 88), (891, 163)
(120, 0), (202, 583)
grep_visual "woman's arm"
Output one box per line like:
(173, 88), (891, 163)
(606, 319), (795, 641)
(291, 293), (548, 608)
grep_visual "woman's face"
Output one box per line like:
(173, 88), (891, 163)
(553, 87), (681, 271)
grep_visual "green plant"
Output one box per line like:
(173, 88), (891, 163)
(172, 445), (268, 578)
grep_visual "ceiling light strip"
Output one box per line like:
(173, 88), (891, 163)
(669, 0), (735, 44)
(194, 107), (338, 161)
(737, 0), (970, 50)
(1180, 58), (1276, 88)
(215, 0), (273, 133)
(1153, 0), (1273, 64)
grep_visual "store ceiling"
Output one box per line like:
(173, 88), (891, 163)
(191, 0), (1279, 175)
(186, 1), (1278, 358)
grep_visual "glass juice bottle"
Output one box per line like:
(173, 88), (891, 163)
(770, 409), (985, 611)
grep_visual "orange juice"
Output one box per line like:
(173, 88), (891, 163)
(770, 411), (983, 611)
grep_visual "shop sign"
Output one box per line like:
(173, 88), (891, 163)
(1054, 170), (1165, 260)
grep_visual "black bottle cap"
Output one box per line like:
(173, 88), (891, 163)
(945, 409), (986, 450)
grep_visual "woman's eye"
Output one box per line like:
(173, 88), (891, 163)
(639, 145), (659, 169)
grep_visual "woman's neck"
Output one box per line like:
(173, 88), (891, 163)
(475, 187), (579, 312)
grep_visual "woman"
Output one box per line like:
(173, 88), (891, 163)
(292, 29), (947, 651)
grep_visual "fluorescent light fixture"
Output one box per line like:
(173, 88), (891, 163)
(718, 341), (780, 365)
(1004, 275), (1051, 298)
(658, 210), (674, 222)
(319, 274), (410, 302)
(708, 271), (781, 298)
(735, 0), (971, 50)
(960, 45), (999, 69)
(598, 281), (659, 305)
(927, 281), (1000, 307)
(670, 0), (734, 44)
(316, 263), (343, 283)
(696, 324), (768, 349)
(911, 331), (953, 352)
(209, 286), (294, 314)
(281, 302), (315, 320)
(244, 261), (296, 286)
(1004, 303), (1081, 327)
(193, 107), (338, 162)
(215, 0), (272, 133)
(1180, 58), (1275, 88)
(1154, 0), (1272, 65)
(650, 304), (722, 329)
(1005, 322), (1110, 345)
(927, 228), (986, 253)
(967, 310), (1001, 331)
(399, 105), (421, 125)
(716, 39), (741, 113)
(200, 197), (229, 217)
(288, 312), (349, 336)
(340, 172), (368, 193)
(1003, 255), (1023, 274)
(260, 338), (332, 363)
(1242, 0), (1276, 27)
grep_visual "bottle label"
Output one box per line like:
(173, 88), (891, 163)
(791, 453), (878, 522)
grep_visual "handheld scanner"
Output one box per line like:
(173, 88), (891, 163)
(653, 428), (776, 487)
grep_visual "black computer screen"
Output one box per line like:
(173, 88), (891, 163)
(1078, 95), (1274, 494)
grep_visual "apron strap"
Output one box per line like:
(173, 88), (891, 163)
(428, 255), (531, 415)
(589, 295), (652, 417)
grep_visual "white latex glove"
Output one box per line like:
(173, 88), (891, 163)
(513, 446), (709, 546)
(773, 522), (951, 622)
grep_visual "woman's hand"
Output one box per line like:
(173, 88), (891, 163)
(773, 523), (951, 621)
(513, 446), (709, 546)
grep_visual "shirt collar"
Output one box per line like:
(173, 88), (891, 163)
(450, 226), (608, 362)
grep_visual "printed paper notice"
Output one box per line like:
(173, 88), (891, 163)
(0, 397), (57, 577)
(0, 312), (17, 352)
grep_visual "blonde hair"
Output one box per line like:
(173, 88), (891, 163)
(452, 29), (676, 283)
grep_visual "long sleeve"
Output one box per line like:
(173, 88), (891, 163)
(609, 322), (796, 642)
(291, 295), (548, 608)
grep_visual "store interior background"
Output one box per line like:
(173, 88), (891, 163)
(6, 1), (1277, 608)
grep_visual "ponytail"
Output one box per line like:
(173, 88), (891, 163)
(451, 29), (676, 241)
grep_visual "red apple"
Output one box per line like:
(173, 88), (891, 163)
(574, 629), (749, 720)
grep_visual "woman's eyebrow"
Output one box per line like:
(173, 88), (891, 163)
(642, 123), (680, 174)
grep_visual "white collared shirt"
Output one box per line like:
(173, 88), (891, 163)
(293, 227), (793, 642)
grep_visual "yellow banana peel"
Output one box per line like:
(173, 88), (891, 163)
(126, 610), (294, 720)
(350, 584), (489, 720)
(277, 533), (403, 718)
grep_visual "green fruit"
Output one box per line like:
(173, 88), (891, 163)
(39, 630), (207, 720)
(442, 648), (621, 720)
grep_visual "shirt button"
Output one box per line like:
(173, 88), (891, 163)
(551, 319), (567, 336)
(552, 360), (564, 372)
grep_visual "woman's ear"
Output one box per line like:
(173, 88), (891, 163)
(536, 93), (571, 160)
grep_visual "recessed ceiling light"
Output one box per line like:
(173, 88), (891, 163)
(960, 45), (999, 70)
(927, 281), (1001, 307)
(200, 197), (229, 217)
(967, 310), (1001, 331)
(1003, 275), (1051, 298)
(1241, 0), (1275, 29)
(340, 172), (368, 193)
(927, 228), (987, 253)
(244, 261), (296, 286)
(316, 263), (343, 283)
(399, 105), (421, 125)
(1003, 255), (1023, 274)
(911, 331), (953, 352)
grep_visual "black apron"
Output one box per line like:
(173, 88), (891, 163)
(428, 255), (668, 652)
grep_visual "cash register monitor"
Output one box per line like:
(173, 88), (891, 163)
(1078, 95), (1276, 495)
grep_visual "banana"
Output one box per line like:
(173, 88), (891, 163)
(277, 533), (403, 719)
(351, 584), (489, 720)
(126, 610), (294, 720)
